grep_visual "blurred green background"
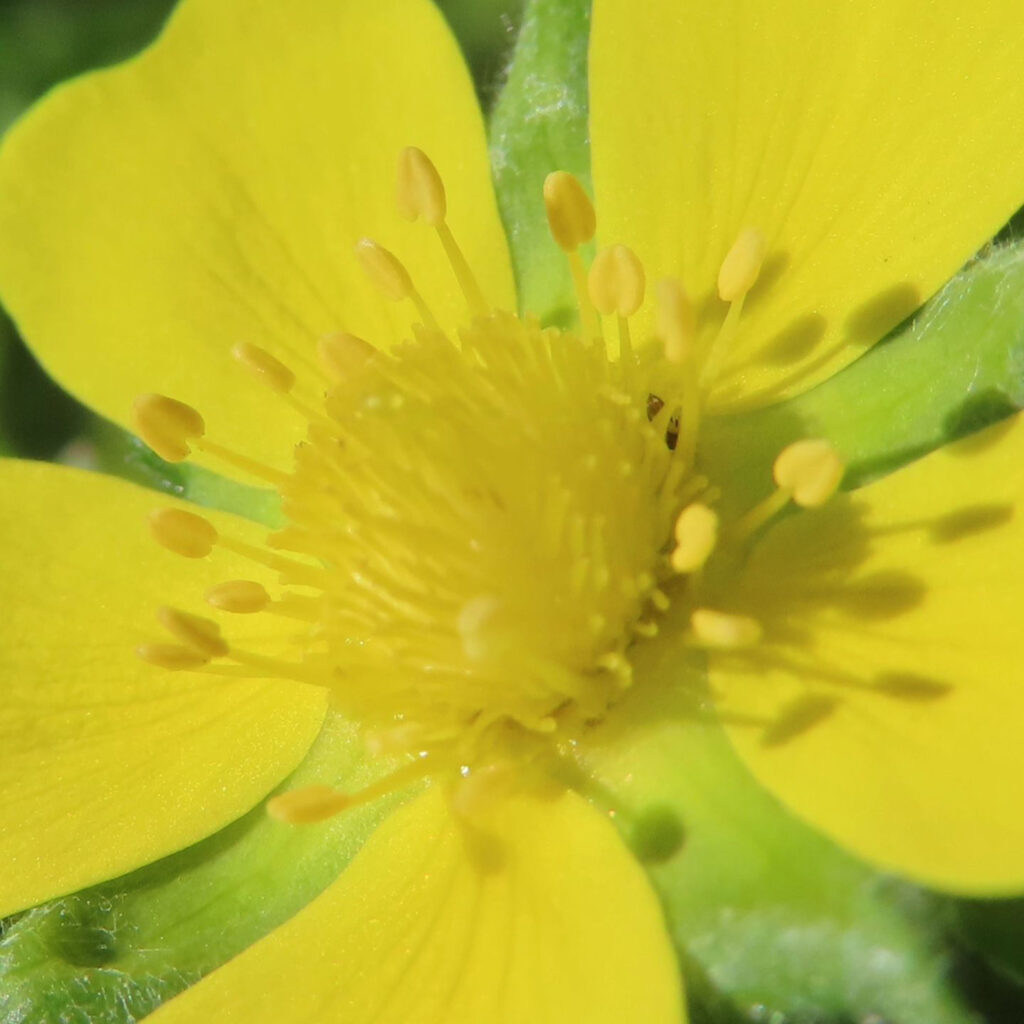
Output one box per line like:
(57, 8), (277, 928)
(0, 0), (521, 461)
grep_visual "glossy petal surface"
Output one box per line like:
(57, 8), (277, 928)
(591, 0), (1024, 408)
(148, 786), (685, 1024)
(0, 460), (326, 917)
(0, 0), (513, 469)
(716, 415), (1024, 892)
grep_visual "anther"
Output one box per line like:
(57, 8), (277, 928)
(657, 278), (696, 365)
(317, 332), (377, 382)
(131, 394), (205, 463)
(543, 171), (596, 252)
(149, 507), (218, 558)
(232, 342), (296, 395)
(717, 228), (765, 303)
(773, 439), (844, 508)
(205, 580), (271, 614)
(671, 503), (718, 573)
(267, 785), (351, 825)
(691, 609), (762, 649)
(136, 643), (210, 671)
(396, 146), (446, 226)
(157, 606), (229, 658)
(396, 147), (488, 315)
(355, 238), (439, 330)
(588, 245), (645, 318)
(544, 171), (600, 339)
(354, 238), (413, 301)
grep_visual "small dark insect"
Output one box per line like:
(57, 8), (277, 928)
(647, 393), (680, 450)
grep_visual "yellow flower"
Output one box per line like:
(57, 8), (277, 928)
(1, 0), (1024, 1021)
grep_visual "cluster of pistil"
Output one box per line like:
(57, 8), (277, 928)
(132, 147), (844, 823)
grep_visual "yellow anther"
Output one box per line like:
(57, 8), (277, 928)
(205, 580), (270, 614)
(149, 507), (218, 558)
(657, 278), (697, 364)
(543, 171), (596, 252)
(773, 439), (844, 508)
(717, 228), (765, 303)
(355, 238), (413, 301)
(231, 342), (295, 395)
(317, 332), (377, 382)
(588, 244), (645, 317)
(396, 146), (446, 226)
(136, 643), (210, 671)
(131, 394), (205, 463)
(157, 606), (229, 658)
(671, 503), (718, 573)
(267, 785), (351, 825)
(691, 609), (762, 649)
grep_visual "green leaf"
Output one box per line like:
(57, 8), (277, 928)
(584, 622), (982, 1024)
(489, 0), (591, 325)
(703, 243), (1024, 514)
(0, 712), (409, 1023)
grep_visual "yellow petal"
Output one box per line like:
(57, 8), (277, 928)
(0, 0), (513, 470)
(147, 786), (685, 1024)
(0, 460), (327, 917)
(715, 415), (1024, 892)
(591, 0), (1024, 409)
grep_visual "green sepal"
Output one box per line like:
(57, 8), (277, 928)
(0, 711), (408, 1023)
(704, 243), (1024, 514)
(585, 624), (982, 1024)
(489, 0), (591, 325)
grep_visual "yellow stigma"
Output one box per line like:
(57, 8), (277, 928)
(131, 394), (205, 463)
(717, 227), (765, 303)
(542, 170), (596, 252)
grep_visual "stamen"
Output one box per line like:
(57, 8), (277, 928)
(700, 229), (766, 392)
(542, 171), (596, 252)
(149, 508), (218, 558)
(543, 170), (599, 339)
(656, 278), (700, 464)
(205, 580), (271, 613)
(317, 331), (378, 382)
(671, 503), (718, 573)
(717, 228), (765, 303)
(156, 606), (229, 658)
(657, 278), (696, 365)
(396, 145), (447, 226)
(354, 238), (439, 331)
(691, 608), (762, 649)
(773, 439), (844, 508)
(135, 643), (210, 670)
(131, 394), (204, 462)
(268, 756), (434, 824)
(266, 784), (352, 825)
(396, 146), (487, 316)
(588, 244), (645, 368)
(231, 342), (296, 394)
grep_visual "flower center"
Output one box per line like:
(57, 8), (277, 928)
(132, 148), (843, 823)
